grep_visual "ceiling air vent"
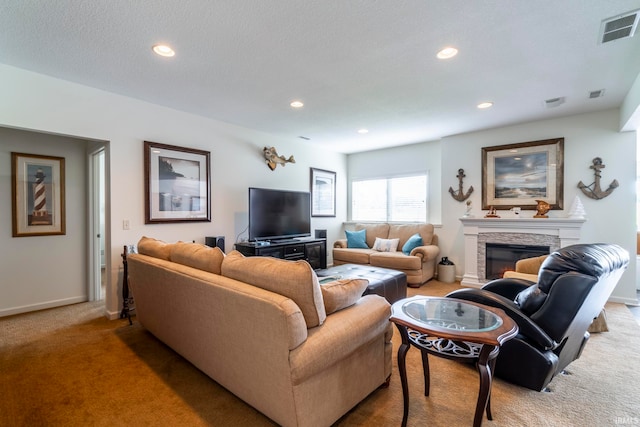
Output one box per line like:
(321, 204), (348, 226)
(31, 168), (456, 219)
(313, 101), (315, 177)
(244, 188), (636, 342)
(600, 10), (639, 43)
(544, 97), (565, 108)
(589, 89), (605, 99)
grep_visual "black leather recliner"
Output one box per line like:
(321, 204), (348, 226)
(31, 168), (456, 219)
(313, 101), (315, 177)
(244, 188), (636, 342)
(446, 243), (629, 391)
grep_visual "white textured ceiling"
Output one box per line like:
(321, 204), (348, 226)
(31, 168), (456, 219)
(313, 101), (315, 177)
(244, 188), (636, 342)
(2, 1), (640, 153)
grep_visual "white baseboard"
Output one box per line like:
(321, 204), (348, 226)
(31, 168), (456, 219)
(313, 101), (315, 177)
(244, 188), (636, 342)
(105, 309), (121, 320)
(0, 296), (87, 317)
(609, 295), (639, 305)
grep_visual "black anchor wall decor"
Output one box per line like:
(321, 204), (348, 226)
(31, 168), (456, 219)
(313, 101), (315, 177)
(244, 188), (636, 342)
(577, 157), (619, 200)
(448, 168), (474, 202)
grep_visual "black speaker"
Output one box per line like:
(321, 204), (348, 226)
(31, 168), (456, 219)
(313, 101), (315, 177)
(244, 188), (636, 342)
(205, 236), (225, 252)
(315, 229), (327, 239)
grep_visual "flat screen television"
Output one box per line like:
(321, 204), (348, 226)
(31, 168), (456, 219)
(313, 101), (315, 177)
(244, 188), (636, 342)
(248, 187), (311, 241)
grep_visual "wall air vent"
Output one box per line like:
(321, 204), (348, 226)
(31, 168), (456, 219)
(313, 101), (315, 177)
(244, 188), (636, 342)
(589, 89), (605, 99)
(544, 97), (565, 108)
(600, 10), (639, 43)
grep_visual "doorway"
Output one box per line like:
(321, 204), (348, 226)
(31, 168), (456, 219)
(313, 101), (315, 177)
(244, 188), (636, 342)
(89, 146), (107, 301)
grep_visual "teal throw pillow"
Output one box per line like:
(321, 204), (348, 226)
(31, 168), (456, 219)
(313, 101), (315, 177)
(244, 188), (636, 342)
(402, 233), (423, 255)
(345, 229), (368, 249)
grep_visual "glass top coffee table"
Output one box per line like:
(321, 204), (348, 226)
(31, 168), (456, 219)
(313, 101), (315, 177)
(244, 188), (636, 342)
(390, 296), (518, 427)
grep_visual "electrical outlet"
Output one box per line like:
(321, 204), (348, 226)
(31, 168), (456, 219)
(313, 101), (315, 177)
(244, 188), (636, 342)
(123, 219), (130, 230)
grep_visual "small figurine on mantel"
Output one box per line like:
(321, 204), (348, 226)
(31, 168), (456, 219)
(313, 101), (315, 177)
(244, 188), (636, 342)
(484, 206), (500, 218)
(534, 200), (551, 218)
(568, 195), (586, 219)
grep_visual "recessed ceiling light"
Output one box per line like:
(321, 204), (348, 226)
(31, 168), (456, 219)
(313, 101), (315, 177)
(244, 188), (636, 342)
(290, 101), (304, 108)
(357, 129), (369, 134)
(437, 47), (458, 59)
(477, 102), (493, 109)
(152, 44), (175, 57)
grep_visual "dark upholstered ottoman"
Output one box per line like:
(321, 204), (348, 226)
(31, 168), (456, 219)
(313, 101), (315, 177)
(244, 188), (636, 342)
(316, 264), (407, 305)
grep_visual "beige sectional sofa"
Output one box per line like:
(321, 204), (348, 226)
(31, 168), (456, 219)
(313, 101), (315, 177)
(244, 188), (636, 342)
(333, 223), (440, 287)
(127, 237), (393, 427)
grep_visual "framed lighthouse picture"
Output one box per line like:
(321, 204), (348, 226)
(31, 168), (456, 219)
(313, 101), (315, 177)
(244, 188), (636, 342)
(11, 152), (66, 237)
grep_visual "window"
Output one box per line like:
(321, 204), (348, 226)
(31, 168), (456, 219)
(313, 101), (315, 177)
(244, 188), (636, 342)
(351, 174), (427, 222)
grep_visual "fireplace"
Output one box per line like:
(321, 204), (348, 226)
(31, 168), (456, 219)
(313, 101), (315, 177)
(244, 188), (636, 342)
(459, 217), (586, 288)
(485, 243), (549, 280)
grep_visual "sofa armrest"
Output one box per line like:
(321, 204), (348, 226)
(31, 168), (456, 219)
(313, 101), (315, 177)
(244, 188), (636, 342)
(289, 294), (391, 384)
(410, 244), (439, 261)
(334, 239), (348, 249)
(515, 255), (548, 275)
(502, 271), (538, 282)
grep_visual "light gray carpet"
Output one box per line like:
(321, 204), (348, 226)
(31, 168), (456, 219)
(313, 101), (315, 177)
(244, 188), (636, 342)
(1, 281), (639, 426)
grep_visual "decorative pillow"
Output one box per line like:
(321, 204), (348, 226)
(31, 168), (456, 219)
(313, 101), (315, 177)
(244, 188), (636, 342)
(514, 284), (547, 315)
(170, 242), (225, 275)
(402, 233), (423, 255)
(346, 229), (368, 248)
(137, 236), (172, 260)
(372, 237), (399, 252)
(321, 278), (369, 314)
(221, 251), (326, 328)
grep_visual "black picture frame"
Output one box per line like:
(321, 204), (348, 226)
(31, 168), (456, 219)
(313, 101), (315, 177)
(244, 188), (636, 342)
(310, 167), (336, 217)
(144, 141), (211, 223)
(11, 152), (66, 237)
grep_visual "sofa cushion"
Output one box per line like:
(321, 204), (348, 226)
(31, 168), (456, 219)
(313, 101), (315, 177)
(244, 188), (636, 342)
(346, 229), (368, 248)
(221, 250), (327, 328)
(332, 248), (376, 264)
(372, 237), (399, 252)
(320, 278), (369, 314)
(170, 242), (225, 275)
(401, 233), (423, 255)
(388, 223), (434, 249)
(355, 223), (390, 248)
(137, 236), (172, 260)
(370, 251), (423, 270)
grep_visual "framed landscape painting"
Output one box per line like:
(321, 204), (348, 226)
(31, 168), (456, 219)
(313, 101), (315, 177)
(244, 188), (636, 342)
(144, 141), (211, 223)
(482, 138), (564, 210)
(12, 152), (66, 237)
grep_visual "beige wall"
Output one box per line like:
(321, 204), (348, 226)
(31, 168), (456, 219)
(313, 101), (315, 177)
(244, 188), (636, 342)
(0, 64), (348, 318)
(348, 109), (637, 303)
(1, 63), (637, 317)
(0, 128), (88, 314)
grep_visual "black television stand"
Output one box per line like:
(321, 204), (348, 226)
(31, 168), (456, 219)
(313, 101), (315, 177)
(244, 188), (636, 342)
(235, 238), (327, 270)
(268, 238), (302, 244)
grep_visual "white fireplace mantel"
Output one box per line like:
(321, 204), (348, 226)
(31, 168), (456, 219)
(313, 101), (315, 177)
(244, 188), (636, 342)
(460, 217), (586, 288)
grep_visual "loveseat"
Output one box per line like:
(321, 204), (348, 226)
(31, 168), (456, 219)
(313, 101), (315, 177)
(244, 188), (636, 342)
(333, 223), (439, 287)
(127, 237), (393, 427)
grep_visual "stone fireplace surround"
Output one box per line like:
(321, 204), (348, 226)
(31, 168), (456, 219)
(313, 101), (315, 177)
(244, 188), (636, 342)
(460, 217), (586, 288)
